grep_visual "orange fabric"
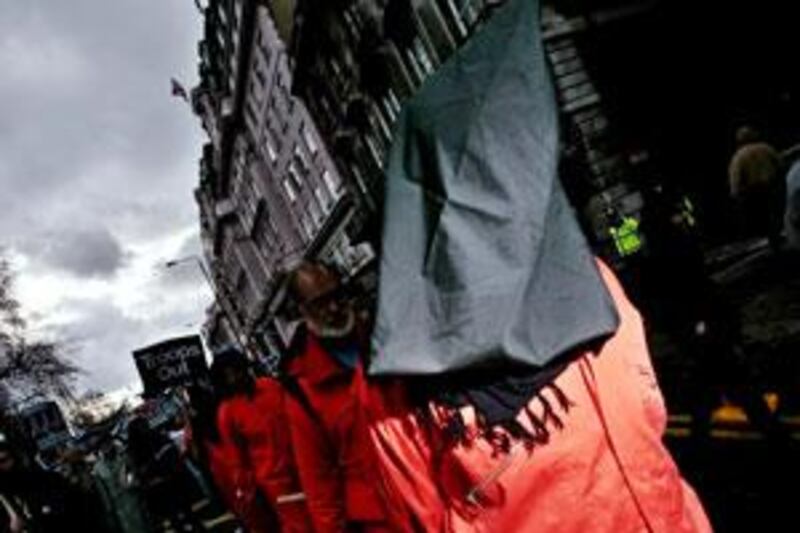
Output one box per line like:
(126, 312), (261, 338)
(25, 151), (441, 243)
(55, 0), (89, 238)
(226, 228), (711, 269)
(206, 439), (276, 533)
(218, 377), (313, 532)
(362, 261), (712, 533)
(286, 334), (394, 533)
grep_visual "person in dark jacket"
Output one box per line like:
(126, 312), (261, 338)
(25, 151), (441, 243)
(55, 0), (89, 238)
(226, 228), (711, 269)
(638, 182), (786, 443)
(0, 429), (88, 533)
(126, 416), (203, 531)
(282, 262), (396, 533)
(728, 126), (785, 247)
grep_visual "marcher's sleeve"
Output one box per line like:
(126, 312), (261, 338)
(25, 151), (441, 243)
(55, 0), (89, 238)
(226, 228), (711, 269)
(285, 391), (347, 533)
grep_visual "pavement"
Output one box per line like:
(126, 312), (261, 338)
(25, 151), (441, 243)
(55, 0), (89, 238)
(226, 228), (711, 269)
(652, 240), (800, 532)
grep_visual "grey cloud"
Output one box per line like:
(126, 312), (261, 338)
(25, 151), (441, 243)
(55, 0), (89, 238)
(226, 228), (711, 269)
(16, 225), (127, 279)
(0, 0), (204, 247)
(42, 227), (126, 279)
(52, 296), (207, 392)
(0, 0), (209, 391)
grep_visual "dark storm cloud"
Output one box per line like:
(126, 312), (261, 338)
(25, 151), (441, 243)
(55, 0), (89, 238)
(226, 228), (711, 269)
(0, 1), (209, 391)
(0, 0), (204, 249)
(34, 227), (127, 279)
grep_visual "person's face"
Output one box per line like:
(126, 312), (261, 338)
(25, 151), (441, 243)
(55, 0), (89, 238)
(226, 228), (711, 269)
(297, 268), (355, 338)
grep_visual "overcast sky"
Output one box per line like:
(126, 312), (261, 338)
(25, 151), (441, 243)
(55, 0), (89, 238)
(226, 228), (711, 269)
(0, 0), (211, 393)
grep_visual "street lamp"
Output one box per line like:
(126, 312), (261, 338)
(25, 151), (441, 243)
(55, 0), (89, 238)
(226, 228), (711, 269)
(164, 255), (214, 291)
(163, 255), (250, 357)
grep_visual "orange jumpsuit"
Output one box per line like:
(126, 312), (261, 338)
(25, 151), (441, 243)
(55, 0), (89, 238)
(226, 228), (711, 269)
(361, 261), (712, 532)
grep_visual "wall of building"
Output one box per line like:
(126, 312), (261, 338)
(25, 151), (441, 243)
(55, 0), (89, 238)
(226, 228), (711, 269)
(192, 0), (707, 364)
(286, 0), (670, 264)
(192, 0), (373, 367)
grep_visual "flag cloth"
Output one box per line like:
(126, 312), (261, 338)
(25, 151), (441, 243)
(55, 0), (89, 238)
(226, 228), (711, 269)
(171, 78), (188, 101)
(370, 0), (619, 376)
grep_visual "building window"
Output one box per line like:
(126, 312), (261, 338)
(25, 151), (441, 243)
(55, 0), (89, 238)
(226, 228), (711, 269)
(461, 0), (484, 28)
(328, 57), (346, 95)
(315, 186), (331, 214)
(387, 89), (401, 114)
(301, 124), (319, 155)
(382, 95), (398, 124)
(266, 120), (282, 153)
(319, 94), (336, 128)
(235, 271), (253, 312)
(241, 178), (259, 222)
(293, 144), (310, 173)
(372, 105), (393, 143)
(265, 136), (277, 163)
(254, 64), (266, 88)
(413, 37), (435, 75)
(308, 199), (323, 228)
(365, 134), (385, 169)
(322, 169), (341, 199)
(218, 4), (228, 26)
(343, 9), (361, 41)
(300, 214), (314, 240)
(329, 57), (343, 80)
(441, 0), (468, 38)
(288, 162), (303, 189)
(245, 99), (258, 129)
(234, 0), (243, 26)
(230, 162), (243, 198)
(349, 164), (370, 197)
(283, 178), (297, 202)
(404, 48), (425, 85)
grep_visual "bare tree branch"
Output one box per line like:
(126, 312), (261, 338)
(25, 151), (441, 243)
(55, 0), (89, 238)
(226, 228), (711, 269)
(0, 249), (80, 407)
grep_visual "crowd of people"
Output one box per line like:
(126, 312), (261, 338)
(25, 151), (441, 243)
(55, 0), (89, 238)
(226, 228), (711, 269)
(6, 0), (800, 526)
(4, 118), (797, 532)
(160, 258), (709, 533)
(0, 399), (240, 533)
(0, 262), (717, 533)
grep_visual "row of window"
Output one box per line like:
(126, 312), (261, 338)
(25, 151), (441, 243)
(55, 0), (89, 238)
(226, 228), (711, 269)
(301, 4), (447, 204)
(282, 162), (342, 242)
(206, 1), (497, 336)
(223, 7), (353, 273)
(336, 0), (489, 200)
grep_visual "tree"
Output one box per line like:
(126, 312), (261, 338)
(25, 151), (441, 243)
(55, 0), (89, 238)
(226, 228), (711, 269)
(0, 251), (79, 405)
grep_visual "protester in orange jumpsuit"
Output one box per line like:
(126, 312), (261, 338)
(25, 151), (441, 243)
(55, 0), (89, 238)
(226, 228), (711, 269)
(212, 348), (312, 532)
(354, 0), (713, 527)
(360, 261), (712, 532)
(184, 385), (276, 532)
(281, 263), (398, 533)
